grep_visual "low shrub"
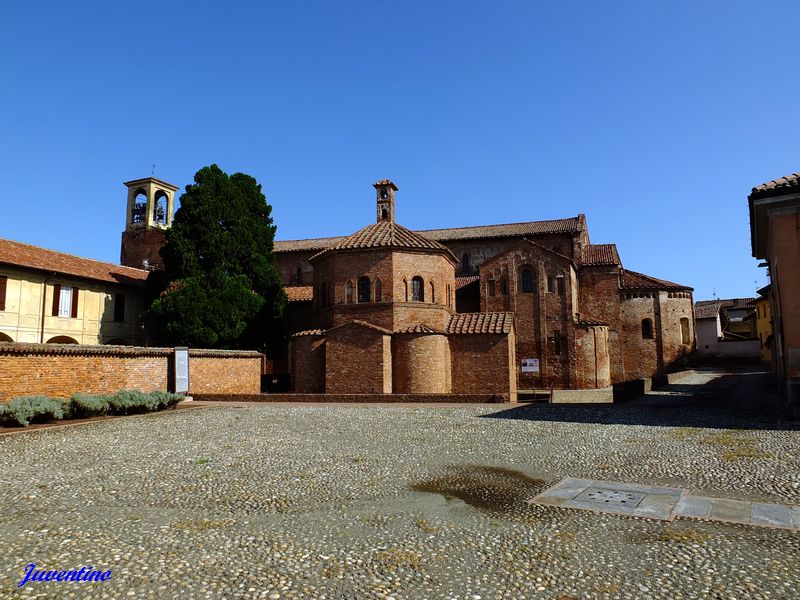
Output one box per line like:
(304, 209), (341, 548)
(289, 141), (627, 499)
(2, 389), (183, 427)
(3, 396), (65, 427)
(108, 390), (184, 415)
(67, 393), (111, 419)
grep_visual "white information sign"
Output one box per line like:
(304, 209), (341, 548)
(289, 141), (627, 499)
(521, 358), (540, 373)
(174, 347), (190, 394)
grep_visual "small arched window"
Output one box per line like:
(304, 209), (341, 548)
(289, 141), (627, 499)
(411, 276), (424, 302)
(345, 280), (354, 304)
(319, 283), (327, 307)
(501, 278), (508, 296)
(374, 278), (382, 302)
(357, 276), (371, 303)
(403, 279), (408, 302)
(488, 279), (496, 297)
(519, 268), (534, 293)
(295, 266), (302, 285)
(430, 281), (435, 304)
(642, 318), (654, 339)
(680, 317), (691, 345)
(461, 254), (470, 274)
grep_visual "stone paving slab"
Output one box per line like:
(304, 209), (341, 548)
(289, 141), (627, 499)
(531, 477), (800, 530)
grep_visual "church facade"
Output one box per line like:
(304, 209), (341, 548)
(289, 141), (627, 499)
(275, 181), (695, 394)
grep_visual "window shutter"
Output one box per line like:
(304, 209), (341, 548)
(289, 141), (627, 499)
(0, 275), (6, 311)
(52, 284), (61, 316)
(71, 287), (79, 318)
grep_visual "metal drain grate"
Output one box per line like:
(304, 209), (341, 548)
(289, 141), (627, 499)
(575, 488), (645, 506)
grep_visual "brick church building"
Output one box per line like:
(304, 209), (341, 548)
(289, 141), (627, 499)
(274, 180), (695, 396)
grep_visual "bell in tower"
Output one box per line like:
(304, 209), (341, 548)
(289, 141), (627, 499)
(120, 177), (179, 269)
(373, 179), (398, 223)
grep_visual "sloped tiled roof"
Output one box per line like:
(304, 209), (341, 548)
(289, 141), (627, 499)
(455, 275), (480, 290)
(749, 172), (800, 199)
(447, 312), (514, 334)
(290, 329), (325, 337)
(580, 244), (620, 266)
(309, 221), (453, 261)
(327, 320), (393, 335)
(416, 217), (582, 242)
(620, 269), (692, 291)
(696, 298), (755, 310)
(395, 324), (443, 334)
(694, 301), (722, 319)
(0, 237), (148, 286)
(274, 216), (583, 253)
(285, 285), (313, 302)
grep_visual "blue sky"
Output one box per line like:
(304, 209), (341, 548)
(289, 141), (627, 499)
(1, 1), (797, 300)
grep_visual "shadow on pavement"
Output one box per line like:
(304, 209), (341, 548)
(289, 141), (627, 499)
(483, 368), (799, 431)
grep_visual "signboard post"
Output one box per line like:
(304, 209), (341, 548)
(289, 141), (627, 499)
(521, 358), (540, 373)
(174, 347), (189, 394)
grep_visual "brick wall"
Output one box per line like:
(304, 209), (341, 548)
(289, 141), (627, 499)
(325, 324), (392, 393)
(450, 332), (516, 400)
(120, 228), (167, 269)
(290, 334), (326, 392)
(0, 343), (262, 402)
(392, 333), (451, 393)
(575, 325), (611, 388)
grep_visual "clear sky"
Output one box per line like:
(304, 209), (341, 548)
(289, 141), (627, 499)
(1, 1), (797, 300)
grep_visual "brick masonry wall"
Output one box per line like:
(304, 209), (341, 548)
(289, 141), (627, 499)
(619, 294), (660, 380)
(0, 344), (263, 402)
(392, 333), (451, 393)
(450, 333), (515, 399)
(0, 353), (166, 401)
(325, 325), (391, 393)
(578, 265), (625, 383)
(290, 335), (326, 392)
(120, 228), (167, 269)
(575, 325), (611, 388)
(189, 356), (261, 394)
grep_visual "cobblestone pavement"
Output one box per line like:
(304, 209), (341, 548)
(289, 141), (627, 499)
(1, 368), (799, 599)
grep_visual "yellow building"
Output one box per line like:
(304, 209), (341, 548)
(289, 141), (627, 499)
(754, 287), (772, 365)
(0, 239), (149, 345)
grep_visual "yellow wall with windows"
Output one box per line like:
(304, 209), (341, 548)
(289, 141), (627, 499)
(0, 266), (145, 345)
(755, 296), (772, 364)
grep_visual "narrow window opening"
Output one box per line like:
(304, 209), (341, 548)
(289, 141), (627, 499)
(358, 276), (371, 303)
(411, 276), (424, 302)
(556, 275), (565, 296)
(345, 280), (354, 304)
(641, 318), (653, 339)
(295, 266), (302, 285)
(461, 254), (470, 274)
(114, 294), (126, 323)
(520, 269), (534, 293)
(547, 274), (555, 293)
(488, 279), (496, 297)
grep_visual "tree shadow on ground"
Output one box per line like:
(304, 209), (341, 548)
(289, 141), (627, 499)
(482, 368), (799, 431)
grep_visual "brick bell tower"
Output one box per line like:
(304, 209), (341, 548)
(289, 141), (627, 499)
(120, 177), (178, 270)
(374, 179), (397, 223)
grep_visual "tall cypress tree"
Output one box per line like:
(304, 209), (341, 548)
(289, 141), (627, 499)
(145, 164), (286, 351)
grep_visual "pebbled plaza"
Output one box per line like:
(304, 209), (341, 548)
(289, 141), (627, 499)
(1, 368), (799, 599)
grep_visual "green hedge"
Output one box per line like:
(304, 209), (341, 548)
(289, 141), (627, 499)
(1, 390), (184, 427)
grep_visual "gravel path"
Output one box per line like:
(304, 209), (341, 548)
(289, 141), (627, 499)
(1, 368), (799, 599)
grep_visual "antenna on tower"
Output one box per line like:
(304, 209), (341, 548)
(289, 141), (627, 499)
(152, 162), (156, 177)
(712, 287), (718, 300)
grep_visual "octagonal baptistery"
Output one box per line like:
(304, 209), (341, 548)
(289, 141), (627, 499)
(308, 181), (457, 333)
(295, 180), (458, 394)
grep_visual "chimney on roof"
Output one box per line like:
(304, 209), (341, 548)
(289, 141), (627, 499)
(373, 179), (397, 224)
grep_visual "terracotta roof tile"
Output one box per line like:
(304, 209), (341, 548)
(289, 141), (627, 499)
(694, 302), (722, 319)
(447, 312), (513, 334)
(696, 298), (755, 310)
(0, 237), (148, 286)
(327, 320), (393, 335)
(749, 172), (800, 199)
(309, 222), (453, 261)
(274, 216), (583, 253)
(580, 244), (620, 266)
(290, 329), (325, 337)
(620, 269), (692, 291)
(455, 275), (480, 290)
(285, 285), (313, 302)
(395, 324), (443, 334)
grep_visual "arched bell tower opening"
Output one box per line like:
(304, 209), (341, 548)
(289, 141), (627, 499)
(374, 179), (397, 223)
(120, 177), (179, 270)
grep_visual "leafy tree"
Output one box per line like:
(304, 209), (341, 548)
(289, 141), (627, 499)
(145, 164), (286, 351)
